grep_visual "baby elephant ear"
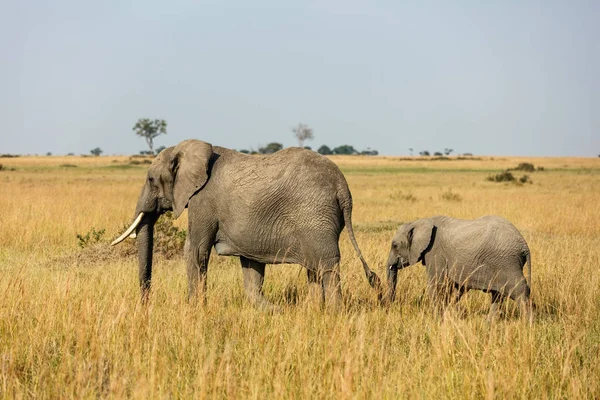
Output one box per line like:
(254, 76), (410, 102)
(408, 219), (434, 265)
(171, 139), (213, 218)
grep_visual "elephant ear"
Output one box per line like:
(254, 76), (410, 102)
(408, 219), (434, 265)
(171, 139), (213, 218)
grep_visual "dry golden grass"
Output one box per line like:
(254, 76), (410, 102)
(1, 155), (599, 398)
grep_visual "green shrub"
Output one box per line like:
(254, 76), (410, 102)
(76, 228), (106, 248)
(487, 171), (516, 182)
(519, 175), (533, 184)
(510, 163), (535, 172)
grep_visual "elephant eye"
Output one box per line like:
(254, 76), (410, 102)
(148, 177), (155, 184)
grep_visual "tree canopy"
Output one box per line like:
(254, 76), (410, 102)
(333, 145), (357, 155)
(258, 142), (283, 154)
(133, 118), (167, 154)
(292, 123), (314, 147)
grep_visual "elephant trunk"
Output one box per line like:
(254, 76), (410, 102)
(136, 213), (158, 302)
(385, 251), (399, 304)
(386, 266), (398, 304)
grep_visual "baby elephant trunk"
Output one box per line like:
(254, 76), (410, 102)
(386, 265), (398, 304)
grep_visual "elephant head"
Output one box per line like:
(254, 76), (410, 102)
(385, 219), (434, 303)
(111, 139), (213, 297)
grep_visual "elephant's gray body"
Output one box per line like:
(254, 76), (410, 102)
(386, 215), (532, 319)
(422, 216), (530, 292)
(114, 140), (380, 309)
(192, 146), (345, 266)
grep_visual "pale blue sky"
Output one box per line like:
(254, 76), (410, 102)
(1, 1), (598, 156)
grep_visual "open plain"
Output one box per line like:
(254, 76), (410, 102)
(1, 154), (599, 398)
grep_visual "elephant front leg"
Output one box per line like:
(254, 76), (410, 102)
(488, 290), (505, 322)
(186, 241), (211, 304)
(240, 257), (279, 313)
(427, 280), (458, 319)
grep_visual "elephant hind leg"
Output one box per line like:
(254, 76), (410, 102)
(488, 290), (505, 322)
(240, 257), (279, 313)
(501, 278), (533, 323)
(305, 256), (342, 310)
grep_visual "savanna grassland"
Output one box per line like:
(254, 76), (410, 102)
(1, 154), (599, 398)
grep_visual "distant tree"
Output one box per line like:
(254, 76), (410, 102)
(361, 148), (379, 156)
(419, 150), (430, 156)
(259, 142), (284, 154)
(444, 148), (453, 156)
(303, 146), (312, 151)
(139, 150), (153, 156)
(434, 151), (443, 156)
(67, 152), (75, 156)
(133, 118), (167, 155)
(46, 152), (52, 156)
(333, 145), (357, 155)
(155, 145), (167, 155)
(409, 148), (414, 156)
(292, 123), (314, 147)
(239, 149), (250, 154)
(90, 147), (103, 156)
(317, 145), (332, 155)
(462, 152), (473, 157)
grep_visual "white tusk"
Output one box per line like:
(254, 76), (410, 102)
(111, 212), (144, 246)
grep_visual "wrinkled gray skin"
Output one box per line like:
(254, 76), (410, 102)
(386, 216), (532, 320)
(117, 139), (381, 310)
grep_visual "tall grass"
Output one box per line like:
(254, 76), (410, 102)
(0, 155), (599, 398)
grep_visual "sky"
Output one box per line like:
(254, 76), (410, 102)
(1, 1), (598, 156)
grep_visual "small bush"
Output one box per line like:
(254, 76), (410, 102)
(510, 163), (535, 172)
(519, 175), (533, 184)
(59, 164), (77, 168)
(114, 212), (186, 259)
(487, 171), (516, 182)
(487, 171), (533, 185)
(70, 213), (186, 266)
(0, 164), (16, 171)
(536, 166), (545, 171)
(152, 212), (187, 259)
(129, 160), (141, 165)
(77, 227), (106, 248)
(0, 154), (20, 158)
(440, 189), (462, 202)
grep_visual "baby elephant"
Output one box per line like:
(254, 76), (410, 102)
(386, 215), (532, 320)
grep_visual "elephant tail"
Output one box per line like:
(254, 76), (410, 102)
(526, 249), (532, 292)
(339, 194), (382, 293)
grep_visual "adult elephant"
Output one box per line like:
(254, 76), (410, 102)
(112, 139), (381, 309)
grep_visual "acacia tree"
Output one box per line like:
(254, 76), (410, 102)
(292, 123), (314, 148)
(133, 118), (167, 155)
